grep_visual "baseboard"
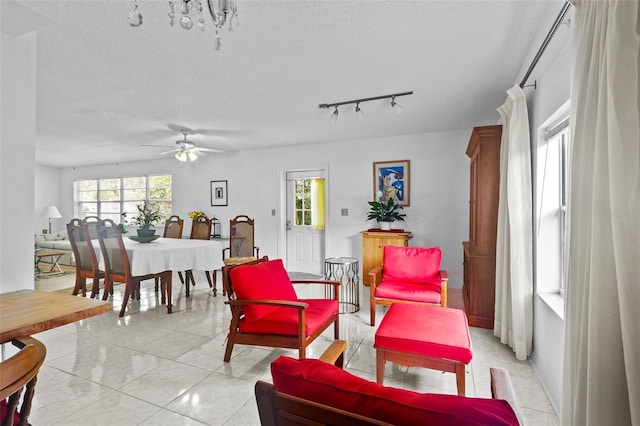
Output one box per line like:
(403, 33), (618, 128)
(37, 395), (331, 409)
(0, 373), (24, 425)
(529, 352), (561, 416)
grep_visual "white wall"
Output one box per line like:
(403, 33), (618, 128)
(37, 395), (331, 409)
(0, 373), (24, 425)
(34, 165), (63, 234)
(1, 31), (37, 293)
(518, 6), (575, 414)
(55, 128), (472, 288)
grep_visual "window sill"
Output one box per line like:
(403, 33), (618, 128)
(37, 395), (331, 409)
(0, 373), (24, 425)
(537, 291), (565, 320)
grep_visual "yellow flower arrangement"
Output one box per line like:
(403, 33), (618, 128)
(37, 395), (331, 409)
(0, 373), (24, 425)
(189, 210), (206, 220)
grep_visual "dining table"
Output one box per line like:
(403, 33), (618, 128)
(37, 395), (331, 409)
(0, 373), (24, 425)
(0, 290), (111, 344)
(96, 237), (224, 314)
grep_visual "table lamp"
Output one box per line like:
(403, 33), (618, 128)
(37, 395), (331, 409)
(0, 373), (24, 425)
(43, 205), (62, 234)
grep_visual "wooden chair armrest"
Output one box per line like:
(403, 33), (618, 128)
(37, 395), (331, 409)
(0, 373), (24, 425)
(440, 270), (448, 307)
(318, 340), (348, 368)
(368, 266), (383, 280)
(368, 266), (383, 290)
(222, 247), (230, 260)
(490, 368), (523, 426)
(225, 299), (309, 310)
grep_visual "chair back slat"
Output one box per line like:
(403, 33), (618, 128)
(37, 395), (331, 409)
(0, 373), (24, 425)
(83, 215), (101, 240)
(67, 218), (99, 273)
(229, 215), (255, 257)
(97, 218), (130, 278)
(190, 216), (212, 240)
(163, 215), (184, 239)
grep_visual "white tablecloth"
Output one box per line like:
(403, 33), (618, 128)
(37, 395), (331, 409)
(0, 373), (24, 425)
(96, 238), (223, 277)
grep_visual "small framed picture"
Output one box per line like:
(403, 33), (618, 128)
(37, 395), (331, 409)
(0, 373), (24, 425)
(373, 160), (410, 207)
(210, 180), (228, 206)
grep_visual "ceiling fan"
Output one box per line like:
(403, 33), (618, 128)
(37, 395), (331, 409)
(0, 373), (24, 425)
(143, 128), (225, 162)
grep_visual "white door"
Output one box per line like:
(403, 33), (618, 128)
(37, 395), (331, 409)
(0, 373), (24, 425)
(285, 170), (326, 275)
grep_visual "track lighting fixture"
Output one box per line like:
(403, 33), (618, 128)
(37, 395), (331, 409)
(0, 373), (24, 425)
(319, 91), (412, 121)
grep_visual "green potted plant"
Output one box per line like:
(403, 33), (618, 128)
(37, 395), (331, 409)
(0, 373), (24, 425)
(366, 198), (406, 230)
(132, 202), (162, 237)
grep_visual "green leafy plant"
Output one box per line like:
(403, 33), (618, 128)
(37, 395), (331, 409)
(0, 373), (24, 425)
(366, 198), (406, 223)
(132, 202), (162, 230)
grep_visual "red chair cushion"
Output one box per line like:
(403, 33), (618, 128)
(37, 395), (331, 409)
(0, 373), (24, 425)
(375, 304), (472, 363)
(230, 259), (298, 321)
(239, 299), (338, 336)
(382, 246), (442, 285)
(271, 356), (519, 426)
(375, 280), (442, 303)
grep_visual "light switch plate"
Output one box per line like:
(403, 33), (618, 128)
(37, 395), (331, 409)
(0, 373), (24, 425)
(341, 208), (349, 216)
(271, 209), (276, 216)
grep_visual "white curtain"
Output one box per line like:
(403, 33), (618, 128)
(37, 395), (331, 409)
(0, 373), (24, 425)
(494, 85), (533, 361)
(562, 1), (640, 425)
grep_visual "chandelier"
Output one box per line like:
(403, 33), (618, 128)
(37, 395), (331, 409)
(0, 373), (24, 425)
(128, 0), (238, 50)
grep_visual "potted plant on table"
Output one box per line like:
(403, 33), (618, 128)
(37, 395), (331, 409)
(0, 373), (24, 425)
(132, 202), (162, 238)
(366, 198), (406, 230)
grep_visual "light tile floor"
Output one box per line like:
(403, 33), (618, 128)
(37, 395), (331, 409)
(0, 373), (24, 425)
(23, 272), (558, 425)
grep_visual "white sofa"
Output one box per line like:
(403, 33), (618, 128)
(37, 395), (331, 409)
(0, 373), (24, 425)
(34, 230), (75, 267)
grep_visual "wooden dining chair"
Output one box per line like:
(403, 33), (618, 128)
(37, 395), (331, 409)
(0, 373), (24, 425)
(96, 218), (171, 317)
(157, 215), (185, 289)
(163, 215), (184, 239)
(213, 215), (261, 295)
(0, 336), (47, 426)
(184, 215), (216, 297)
(67, 218), (105, 299)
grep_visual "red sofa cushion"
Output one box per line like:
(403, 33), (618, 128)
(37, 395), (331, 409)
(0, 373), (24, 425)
(382, 246), (442, 285)
(229, 259), (298, 321)
(271, 356), (519, 426)
(375, 280), (442, 303)
(239, 299), (338, 336)
(375, 304), (472, 363)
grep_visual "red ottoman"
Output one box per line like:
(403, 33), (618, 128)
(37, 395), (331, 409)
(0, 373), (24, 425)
(374, 303), (472, 396)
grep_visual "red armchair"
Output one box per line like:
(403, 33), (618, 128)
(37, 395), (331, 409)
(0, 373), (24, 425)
(222, 258), (340, 362)
(369, 245), (448, 326)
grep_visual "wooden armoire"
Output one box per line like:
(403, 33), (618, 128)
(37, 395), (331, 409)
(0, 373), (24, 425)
(463, 125), (502, 329)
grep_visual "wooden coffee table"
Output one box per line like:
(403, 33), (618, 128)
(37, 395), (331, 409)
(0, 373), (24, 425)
(34, 249), (66, 276)
(374, 303), (472, 396)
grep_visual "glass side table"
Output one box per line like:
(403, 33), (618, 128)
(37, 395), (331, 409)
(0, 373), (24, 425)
(324, 257), (360, 314)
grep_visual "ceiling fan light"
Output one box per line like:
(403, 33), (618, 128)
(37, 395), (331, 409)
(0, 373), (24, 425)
(175, 151), (188, 162)
(187, 151), (198, 162)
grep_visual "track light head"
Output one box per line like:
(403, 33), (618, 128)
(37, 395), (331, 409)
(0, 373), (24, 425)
(355, 103), (365, 120)
(391, 96), (404, 114)
(330, 106), (339, 123)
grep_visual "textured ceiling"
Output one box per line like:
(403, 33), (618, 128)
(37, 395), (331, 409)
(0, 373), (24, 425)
(18, 1), (560, 167)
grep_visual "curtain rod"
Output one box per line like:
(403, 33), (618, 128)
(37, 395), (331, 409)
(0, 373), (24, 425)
(519, 1), (572, 88)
